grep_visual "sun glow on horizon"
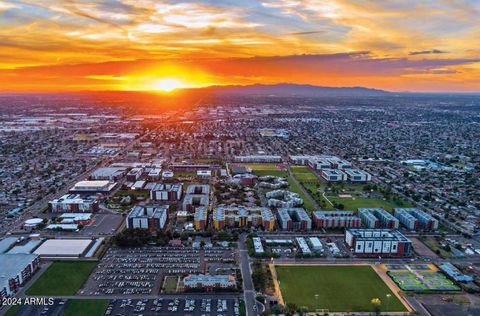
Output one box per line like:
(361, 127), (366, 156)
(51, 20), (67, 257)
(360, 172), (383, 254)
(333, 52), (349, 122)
(152, 78), (185, 92)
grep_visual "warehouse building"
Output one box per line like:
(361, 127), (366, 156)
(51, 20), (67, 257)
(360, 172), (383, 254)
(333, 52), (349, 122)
(0, 253), (40, 299)
(183, 274), (236, 291)
(343, 169), (372, 182)
(126, 205), (169, 231)
(49, 194), (99, 213)
(345, 229), (412, 257)
(276, 208), (312, 231)
(213, 206), (275, 231)
(358, 208), (399, 229)
(321, 169), (347, 182)
(308, 237), (324, 253)
(90, 167), (127, 181)
(0, 237), (19, 254)
(394, 208), (439, 231)
(34, 239), (93, 258)
(150, 183), (183, 201)
(312, 211), (361, 229)
(69, 180), (116, 194)
(194, 207), (208, 230)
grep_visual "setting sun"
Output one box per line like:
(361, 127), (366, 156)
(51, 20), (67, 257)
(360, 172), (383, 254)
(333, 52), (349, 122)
(153, 78), (184, 92)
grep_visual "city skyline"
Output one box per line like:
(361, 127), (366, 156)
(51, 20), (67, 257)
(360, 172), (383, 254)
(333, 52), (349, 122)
(0, 0), (479, 92)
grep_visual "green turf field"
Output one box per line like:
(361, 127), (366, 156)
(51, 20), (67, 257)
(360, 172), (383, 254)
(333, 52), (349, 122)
(163, 276), (179, 293)
(64, 300), (110, 316)
(275, 265), (406, 312)
(239, 163), (282, 170)
(290, 166), (320, 182)
(26, 261), (97, 296)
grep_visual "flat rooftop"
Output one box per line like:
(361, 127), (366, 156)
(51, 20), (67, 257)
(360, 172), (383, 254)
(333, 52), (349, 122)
(34, 239), (93, 257)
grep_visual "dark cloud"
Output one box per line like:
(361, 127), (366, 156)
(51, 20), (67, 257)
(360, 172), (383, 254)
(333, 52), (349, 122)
(409, 49), (448, 55)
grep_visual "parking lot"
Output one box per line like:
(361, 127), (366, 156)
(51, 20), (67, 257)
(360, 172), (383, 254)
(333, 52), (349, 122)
(7, 299), (67, 316)
(82, 246), (201, 295)
(106, 297), (241, 316)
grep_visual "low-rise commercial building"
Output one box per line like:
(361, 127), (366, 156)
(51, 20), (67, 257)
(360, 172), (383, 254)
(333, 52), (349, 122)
(439, 263), (473, 283)
(276, 208), (312, 231)
(126, 205), (169, 231)
(345, 228), (412, 257)
(183, 274), (236, 291)
(213, 206), (275, 231)
(313, 211), (361, 228)
(49, 194), (99, 213)
(252, 237), (264, 254)
(295, 237), (311, 255)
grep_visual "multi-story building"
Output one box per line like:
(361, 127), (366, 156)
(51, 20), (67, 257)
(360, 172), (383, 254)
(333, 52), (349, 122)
(312, 211), (361, 228)
(345, 229), (412, 257)
(233, 155), (282, 163)
(393, 208), (439, 230)
(0, 253), (40, 300)
(276, 208), (312, 231)
(49, 194), (99, 213)
(126, 205), (169, 231)
(126, 167), (143, 182)
(321, 169), (347, 182)
(343, 169), (372, 182)
(358, 208), (399, 229)
(150, 183), (183, 201)
(183, 274), (236, 291)
(266, 190), (303, 208)
(194, 207), (208, 230)
(393, 208), (419, 230)
(183, 185), (210, 212)
(213, 206), (275, 231)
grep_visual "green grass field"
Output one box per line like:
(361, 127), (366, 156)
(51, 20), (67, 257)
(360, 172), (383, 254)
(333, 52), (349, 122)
(64, 300), (110, 316)
(163, 276), (178, 293)
(290, 166), (320, 182)
(325, 195), (410, 211)
(26, 261), (97, 296)
(255, 169), (288, 177)
(275, 265), (406, 312)
(286, 176), (316, 211)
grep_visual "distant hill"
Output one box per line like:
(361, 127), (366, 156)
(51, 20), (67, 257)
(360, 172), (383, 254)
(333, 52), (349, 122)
(202, 83), (391, 97)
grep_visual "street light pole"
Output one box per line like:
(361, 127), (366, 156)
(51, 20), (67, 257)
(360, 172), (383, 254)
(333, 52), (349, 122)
(386, 293), (391, 315)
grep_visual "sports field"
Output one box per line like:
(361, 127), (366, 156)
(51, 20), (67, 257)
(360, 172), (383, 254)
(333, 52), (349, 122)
(290, 166), (320, 182)
(275, 265), (407, 312)
(64, 300), (110, 316)
(26, 261), (97, 295)
(389, 271), (459, 291)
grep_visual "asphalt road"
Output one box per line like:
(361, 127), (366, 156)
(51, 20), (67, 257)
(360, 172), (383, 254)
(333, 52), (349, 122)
(239, 234), (257, 316)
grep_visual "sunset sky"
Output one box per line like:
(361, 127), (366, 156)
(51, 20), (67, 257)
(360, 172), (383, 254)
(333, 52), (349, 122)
(1, 0), (479, 92)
